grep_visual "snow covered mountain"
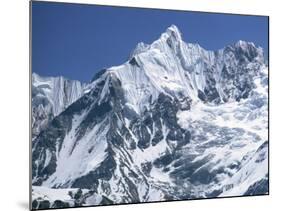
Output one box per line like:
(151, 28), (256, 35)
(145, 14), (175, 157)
(31, 25), (268, 209)
(32, 73), (85, 138)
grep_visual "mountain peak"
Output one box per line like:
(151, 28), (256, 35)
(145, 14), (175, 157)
(129, 42), (150, 59)
(130, 25), (183, 59)
(157, 24), (183, 44)
(165, 24), (182, 40)
(229, 40), (264, 63)
(235, 40), (255, 49)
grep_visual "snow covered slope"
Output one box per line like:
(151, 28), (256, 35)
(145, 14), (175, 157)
(32, 25), (268, 209)
(32, 186), (112, 209)
(32, 73), (85, 137)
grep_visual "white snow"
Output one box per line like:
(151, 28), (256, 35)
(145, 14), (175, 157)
(43, 114), (109, 187)
(132, 136), (170, 166)
(32, 73), (85, 116)
(219, 142), (268, 196)
(32, 186), (78, 204)
(32, 186), (104, 207)
(150, 166), (171, 183)
(43, 149), (52, 169)
(84, 194), (103, 205)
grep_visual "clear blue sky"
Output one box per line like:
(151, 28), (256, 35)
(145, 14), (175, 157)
(32, 1), (268, 82)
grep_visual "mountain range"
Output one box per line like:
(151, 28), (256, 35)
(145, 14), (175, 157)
(31, 25), (268, 209)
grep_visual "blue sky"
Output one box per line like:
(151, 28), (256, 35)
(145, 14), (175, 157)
(32, 1), (268, 82)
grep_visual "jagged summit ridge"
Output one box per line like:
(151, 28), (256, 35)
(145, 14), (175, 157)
(133, 25), (264, 63)
(95, 24), (266, 113)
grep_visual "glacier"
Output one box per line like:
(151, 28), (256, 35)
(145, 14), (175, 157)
(31, 25), (268, 209)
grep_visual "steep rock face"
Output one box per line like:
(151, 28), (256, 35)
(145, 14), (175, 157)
(32, 25), (268, 207)
(32, 73), (85, 137)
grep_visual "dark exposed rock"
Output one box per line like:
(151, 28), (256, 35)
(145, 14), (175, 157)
(52, 200), (70, 208)
(244, 176), (268, 195)
(100, 196), (114, 205)
(32, 200), (38, 210)
(141, 162), (152, 176)
(71, 153), (116, 189)
(129, 57), (140, 67)
(38, 200), (50, 209)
